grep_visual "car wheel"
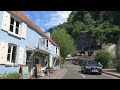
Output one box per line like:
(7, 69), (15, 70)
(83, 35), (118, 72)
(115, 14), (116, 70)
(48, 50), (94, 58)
(83, 69), (86, 74)
(81, 70), (83, 73)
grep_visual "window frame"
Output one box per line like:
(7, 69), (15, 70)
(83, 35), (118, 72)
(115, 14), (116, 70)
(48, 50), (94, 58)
(45, 39), (49, 50)
(8, 16), (21, 37)
(6, 43), (18, 65)
(56, 47), (57, 55)
(46, 39), (49, 48)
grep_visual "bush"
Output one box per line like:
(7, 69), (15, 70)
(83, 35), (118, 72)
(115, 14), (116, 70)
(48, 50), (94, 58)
(50, 67), (54, 73)
(116, 60), (120, 72)
(56, 57), (64, 69)
(0, 72), (19, 79)
(108, 60), (114, 69)
(112, 58), (118, 68)
(57, 57), (64, 64)
(95, 50), (113, 68)
(117, 64), (120, 72)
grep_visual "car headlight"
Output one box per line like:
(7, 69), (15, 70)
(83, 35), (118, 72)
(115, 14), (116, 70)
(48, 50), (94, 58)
(85, 66), (91, 69)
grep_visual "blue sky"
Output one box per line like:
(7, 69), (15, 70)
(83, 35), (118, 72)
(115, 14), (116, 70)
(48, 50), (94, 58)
(23, 11), (71, 32)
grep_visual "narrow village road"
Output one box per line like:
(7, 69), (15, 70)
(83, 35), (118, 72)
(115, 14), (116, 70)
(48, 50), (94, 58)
(62, 61), (119, 79)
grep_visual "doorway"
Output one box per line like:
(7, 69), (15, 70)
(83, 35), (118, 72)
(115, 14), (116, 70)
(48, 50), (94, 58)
(32, 57), (40, 76)
(34, 57), (39, 66)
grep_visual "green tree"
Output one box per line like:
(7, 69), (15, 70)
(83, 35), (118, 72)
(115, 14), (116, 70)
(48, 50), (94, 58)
(48, 11), (120, 51)
(51, 28), (76, 58)
(95, 50), (113, 68)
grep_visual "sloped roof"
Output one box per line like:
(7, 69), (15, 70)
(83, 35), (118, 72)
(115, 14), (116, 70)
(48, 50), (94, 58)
(7, 11), (60, 48)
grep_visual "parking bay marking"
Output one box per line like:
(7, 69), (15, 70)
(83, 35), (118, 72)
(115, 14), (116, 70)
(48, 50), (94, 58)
(74, 68), (86, 78)
(81, 74), (86, 78)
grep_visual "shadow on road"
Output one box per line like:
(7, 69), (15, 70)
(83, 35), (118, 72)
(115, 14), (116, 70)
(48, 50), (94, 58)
(78, 71), (101, 75)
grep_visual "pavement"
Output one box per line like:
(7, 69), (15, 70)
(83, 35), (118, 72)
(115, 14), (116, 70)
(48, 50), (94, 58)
(31, 67), (67, 79)
(102, 69), (120, 78)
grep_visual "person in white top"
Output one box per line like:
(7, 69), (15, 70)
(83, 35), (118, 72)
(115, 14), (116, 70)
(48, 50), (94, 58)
(98, 61), (103, 67)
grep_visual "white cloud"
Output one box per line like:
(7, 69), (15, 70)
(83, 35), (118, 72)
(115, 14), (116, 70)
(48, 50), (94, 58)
(36, 18), (40, 22)
(24, 11), (71, 31)
(35, 18), (41, 26)
(26, 14), (31, 18)
(57, 11), (71, 19)
(44, 11), (71, 28)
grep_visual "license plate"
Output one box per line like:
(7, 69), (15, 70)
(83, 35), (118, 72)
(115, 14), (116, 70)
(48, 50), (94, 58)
(92, 69), (98, 72)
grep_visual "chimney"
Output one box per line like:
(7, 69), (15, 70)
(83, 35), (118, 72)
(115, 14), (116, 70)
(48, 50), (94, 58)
(45, 30), (50, 38)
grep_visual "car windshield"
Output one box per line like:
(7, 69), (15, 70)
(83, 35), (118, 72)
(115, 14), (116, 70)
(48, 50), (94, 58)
(87, 61), (97, 65)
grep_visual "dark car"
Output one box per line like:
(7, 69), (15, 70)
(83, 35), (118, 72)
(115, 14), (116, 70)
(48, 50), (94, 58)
(81, 60), (103, 75)
(79, 60), (84, 66)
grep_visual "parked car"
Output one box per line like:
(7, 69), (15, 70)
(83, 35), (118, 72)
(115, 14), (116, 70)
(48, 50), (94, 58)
(79, 60), (84, 66)
(81, 60), (103, 75)
(72, 60), (79, 65)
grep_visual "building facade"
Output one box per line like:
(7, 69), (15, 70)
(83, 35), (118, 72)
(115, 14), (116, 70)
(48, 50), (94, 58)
(0, 11), (60, 75)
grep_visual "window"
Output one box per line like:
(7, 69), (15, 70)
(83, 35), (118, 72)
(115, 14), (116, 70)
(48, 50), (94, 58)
(41, 56), (46, 67)
(7, 44), (17, 63)
(56, 47), (57, 54)
(55, 60), (59, 66)
(46, 39), (49, 48)
(9, 17), (20, 35)
(88, 51), (93, 56)
(88, 61), (97, 65)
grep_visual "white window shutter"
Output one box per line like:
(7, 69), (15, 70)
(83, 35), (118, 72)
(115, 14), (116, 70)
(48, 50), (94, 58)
(23, 55), (26, 65)
(18, 46), (24, 65)
(49, 40), (51, 50)
(57, 47), (59, 56)
(0, 41), (8, 64)
(57, 47), (59, 55)
(58, 48), (60, 56)
(44, 39), (47, 47)
(43, 38), (45, 47)
(39, 38), (42, 47)
(1, 11), (10, 32)
(21, 22), (27, 39)
(56, 46), (57, 54)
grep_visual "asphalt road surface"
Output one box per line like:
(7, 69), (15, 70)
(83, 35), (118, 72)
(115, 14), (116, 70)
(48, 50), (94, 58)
(62, 61), (119, 79)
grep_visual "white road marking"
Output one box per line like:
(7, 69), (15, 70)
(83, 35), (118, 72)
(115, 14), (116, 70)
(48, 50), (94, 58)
(81, 74), (85, 78)
(74, 67), (86, 78)
(76, 69), (78, 71)
(102, 73), (119, 79)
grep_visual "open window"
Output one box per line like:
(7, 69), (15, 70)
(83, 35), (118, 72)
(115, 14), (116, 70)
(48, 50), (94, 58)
(46, 39), (49, 48)
(56, 47), (57, 54)
(7, 43), (18, 64)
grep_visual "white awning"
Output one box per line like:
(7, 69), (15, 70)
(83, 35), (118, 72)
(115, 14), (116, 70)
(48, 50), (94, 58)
(26, 45), (50, 55)
(26, 45), (35, 51)
(65, 56), (78, 59)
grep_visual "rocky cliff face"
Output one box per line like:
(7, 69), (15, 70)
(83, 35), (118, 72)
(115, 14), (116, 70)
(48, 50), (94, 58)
(76, 32), (101, 51)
